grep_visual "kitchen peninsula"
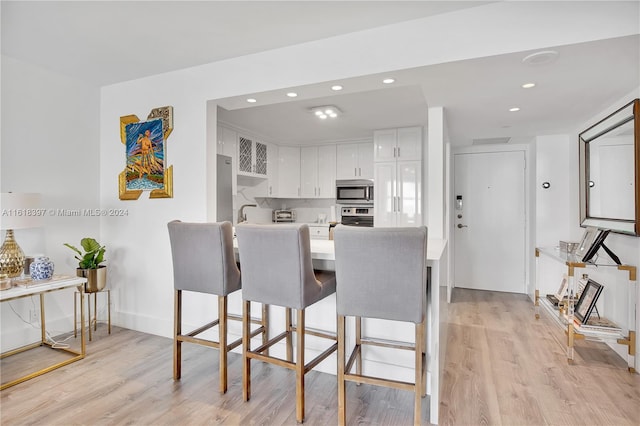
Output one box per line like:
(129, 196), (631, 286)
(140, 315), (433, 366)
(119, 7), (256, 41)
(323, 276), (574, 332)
(233, 235), (447, 424)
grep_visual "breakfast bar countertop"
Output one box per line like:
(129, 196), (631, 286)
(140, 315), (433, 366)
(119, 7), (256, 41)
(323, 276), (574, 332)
(234, 237), (447, 262)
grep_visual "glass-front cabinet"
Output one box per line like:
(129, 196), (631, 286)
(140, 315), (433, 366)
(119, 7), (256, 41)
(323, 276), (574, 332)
(238, 135), (268, 179)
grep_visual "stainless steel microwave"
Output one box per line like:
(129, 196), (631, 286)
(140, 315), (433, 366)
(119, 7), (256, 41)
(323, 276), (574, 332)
(336, 179), (374, 204)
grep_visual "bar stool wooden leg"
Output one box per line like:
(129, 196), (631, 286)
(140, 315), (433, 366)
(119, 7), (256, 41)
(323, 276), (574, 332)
(285, 307), (293, 362)
(219, 295), (228, 394)
(173, 289), (182, 380)
(296, 308), (305, 423)
(414, 320), (424, 426)
(262, 303), (269, 356)
(355, 316), (362, 382)
(243, 300), (251, 402)
(337, 314), (346, 426)
(421, 318), (427, 397)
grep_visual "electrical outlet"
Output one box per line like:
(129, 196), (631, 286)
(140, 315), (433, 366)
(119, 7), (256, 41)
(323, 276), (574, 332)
(30, 309), (39, 323)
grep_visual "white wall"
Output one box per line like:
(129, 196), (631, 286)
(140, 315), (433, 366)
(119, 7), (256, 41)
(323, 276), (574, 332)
(535, 134), (572, 247)
(534, 88), (640, 364)
(427, 107), (445, 239)
(1, 56), (100, 350)
(571, 88), (640, 361)
(97, 1), (639, 342)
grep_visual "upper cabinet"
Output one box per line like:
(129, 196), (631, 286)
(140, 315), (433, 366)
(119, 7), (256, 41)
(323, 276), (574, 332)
(336, 142), (373, 180)
(374, 127), (422, 162)
(217, 125), (238, 195)
(266, 143), (278, 197)
(217, 126), (237, 159)
(301, 145), (337, 198)
(277, 145), (301, 198)
(373, 126), (423, 227)
(238, 135), (269, 179)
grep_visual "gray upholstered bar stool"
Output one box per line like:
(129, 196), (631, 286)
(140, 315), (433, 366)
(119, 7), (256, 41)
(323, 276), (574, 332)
(333, 225), (428, 426)
(235, 223), (338, 423)
(167, 220), (268, 394)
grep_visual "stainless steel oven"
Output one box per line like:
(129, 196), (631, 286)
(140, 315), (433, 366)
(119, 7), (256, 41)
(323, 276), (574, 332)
(336, 179), (374, 205)
(340, 206), (374, 227)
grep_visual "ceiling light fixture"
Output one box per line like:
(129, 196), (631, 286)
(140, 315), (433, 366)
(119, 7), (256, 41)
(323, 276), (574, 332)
(331, 85), (343, 91)
(287, 92), (298, 98)
(382, 78), (395, 84)
(522, 83), (536, 89)
(509, 107), (520, 112)
(522, 50), (558, 66)
(310, 105), (341, 120)
(246, 98), (257, 103)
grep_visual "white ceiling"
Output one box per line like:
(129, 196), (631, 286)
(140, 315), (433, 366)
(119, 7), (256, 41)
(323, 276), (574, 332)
(2, 1), (639, 146)
(218, 35), (640, 145)
(1, 0), (490, 86)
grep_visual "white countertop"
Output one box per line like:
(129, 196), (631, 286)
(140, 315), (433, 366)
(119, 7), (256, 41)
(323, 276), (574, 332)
(234, 238), (447, 262)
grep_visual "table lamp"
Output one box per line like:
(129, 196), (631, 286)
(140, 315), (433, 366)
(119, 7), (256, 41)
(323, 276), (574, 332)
(0, 193), (42, 277)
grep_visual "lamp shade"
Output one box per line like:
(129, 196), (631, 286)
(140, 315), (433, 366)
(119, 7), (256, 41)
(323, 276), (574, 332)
(0, 193), (43, 230)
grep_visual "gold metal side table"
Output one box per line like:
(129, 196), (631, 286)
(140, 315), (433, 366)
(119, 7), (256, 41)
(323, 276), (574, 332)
(74, 289), (111, 341)
(1, 275), (87, 390)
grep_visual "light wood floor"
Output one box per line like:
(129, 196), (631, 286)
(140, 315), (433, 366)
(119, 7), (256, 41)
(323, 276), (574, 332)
(1, 289), (639, 425)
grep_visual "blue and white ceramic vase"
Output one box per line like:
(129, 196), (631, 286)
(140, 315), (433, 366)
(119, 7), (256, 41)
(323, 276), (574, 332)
(30, 256), (54, 280)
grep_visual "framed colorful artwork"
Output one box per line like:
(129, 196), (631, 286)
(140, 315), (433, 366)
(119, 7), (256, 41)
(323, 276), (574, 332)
(119, 106), (173, 200)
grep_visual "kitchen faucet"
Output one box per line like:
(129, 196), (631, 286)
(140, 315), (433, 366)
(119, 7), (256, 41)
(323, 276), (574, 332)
(238, 204), (257, 224)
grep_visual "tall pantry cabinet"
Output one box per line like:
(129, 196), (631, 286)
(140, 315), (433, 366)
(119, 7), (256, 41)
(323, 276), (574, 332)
(373, 127), (423, 227)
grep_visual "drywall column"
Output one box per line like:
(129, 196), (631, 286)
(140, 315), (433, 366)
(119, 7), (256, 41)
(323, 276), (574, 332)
(427, 107), (445, 239)
(206, 101), (218, 222)
(535, 134), (571, 247)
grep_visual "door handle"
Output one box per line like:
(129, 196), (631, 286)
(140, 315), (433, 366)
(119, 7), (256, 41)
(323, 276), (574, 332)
(457, 224), (468, 229)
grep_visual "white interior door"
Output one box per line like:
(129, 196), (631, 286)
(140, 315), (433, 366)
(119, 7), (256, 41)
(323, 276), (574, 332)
(454, 150), (526, 293)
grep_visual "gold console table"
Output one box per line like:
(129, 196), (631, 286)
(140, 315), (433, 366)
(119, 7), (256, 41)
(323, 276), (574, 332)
(0, 275), (87, 390)
(535, 247), (636, 372)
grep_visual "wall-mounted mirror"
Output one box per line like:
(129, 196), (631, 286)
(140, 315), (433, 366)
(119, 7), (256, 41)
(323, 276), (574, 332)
(579, 98), (639, 235)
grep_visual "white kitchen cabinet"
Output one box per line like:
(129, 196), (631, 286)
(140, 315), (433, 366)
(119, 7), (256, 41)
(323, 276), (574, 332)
(336, 142), (373, 179)
(301, 145), (336, 198)
(267, 143), (278, 197)
(308, 224), (330, 240)
(374, 127), (422, 163)
(237, 134), (269, 179)
(277, 145), (301, 198)
(217, 125), (238, 195)
(374, 160), (422, 227)
(374, 126), (422, 227)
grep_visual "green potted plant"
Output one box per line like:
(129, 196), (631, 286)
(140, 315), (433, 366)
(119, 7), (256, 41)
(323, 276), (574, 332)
(64, 237), (106, 293)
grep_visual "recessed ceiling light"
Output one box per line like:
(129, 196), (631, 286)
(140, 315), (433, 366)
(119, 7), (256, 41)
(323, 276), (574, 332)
(246, 98), (257, 103)
(331, 85), (343, 91)
(382, 78), (395, 84)
(509, 107), (520, 112)
(522, 50), (558, 66)
(522, 83), (536, 89)
(287, 92), (298, 98)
